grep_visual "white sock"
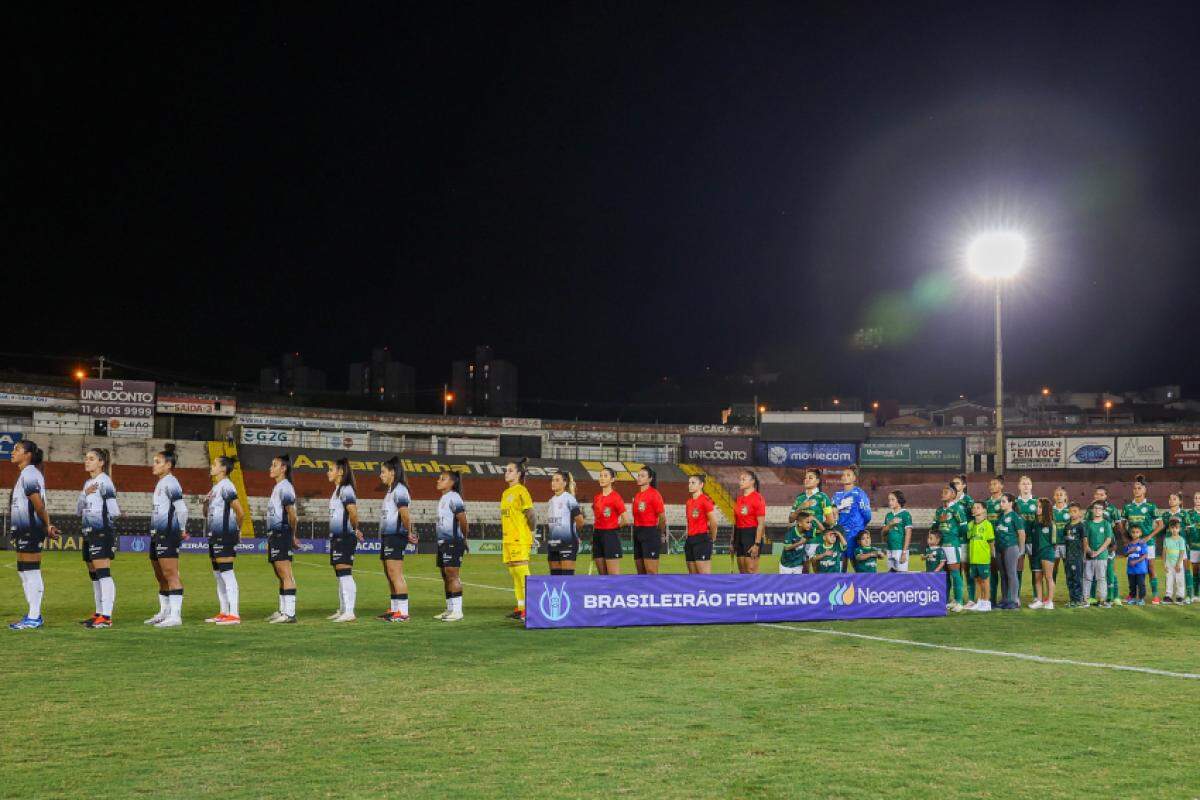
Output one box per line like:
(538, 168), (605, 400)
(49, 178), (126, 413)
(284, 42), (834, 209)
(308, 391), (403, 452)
(22, 570), (45, 619)
(92, 578), (103, 614)
(283, 593), (296, 616)
(220, 571), (240, 617)
(99, 576), (116, 616)
(278, 593), (287, 613)
(390, 597), (400, 613)
(338, 574), (356, 615)
(158, 593), (169, 616)
(169, 592), (183, 618)
(451, 596), (463, 613)
(214, 571), (229, 615)
(399, 596), (409, 615)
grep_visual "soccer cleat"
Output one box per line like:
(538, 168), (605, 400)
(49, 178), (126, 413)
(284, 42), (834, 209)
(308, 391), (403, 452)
(1151, 597), (1161, 605)
(441, 610), (464, 621)
(1162, 596), (1174, 604)
(387, 612), (409, 623)
(963, 601), (977, 610)
(433, 610), (450, 620)
(327, 611), (343, 620)
(505, 609), (524, 620)
(214, 615), (241, 625)
(144, 614), (165, 626)
(1100, 602), (1113, 608)
(1111, 597), (1123, 607)
(375, 611), (394, 620)
(89, 616), (112, 629)
(273, 615), (297, 624)
(1029, 599), (1044, 610)
(332, 612), (356, 623)
(204, 613), (226, 623)
(9, 616), (44, 630)
(265, 611), (284, 623)
(81, 613), (100, 626)
(1042, 602), (1054, 610)
(155, 617), (182, 628)
(949, 603), (964, 613)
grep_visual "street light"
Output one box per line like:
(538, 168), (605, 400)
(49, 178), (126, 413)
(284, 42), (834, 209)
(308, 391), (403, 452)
(969, 231), (1026, 474)
(72, 368), (87, 381)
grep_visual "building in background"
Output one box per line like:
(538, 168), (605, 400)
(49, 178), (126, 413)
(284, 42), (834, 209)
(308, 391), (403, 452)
(348, 346), (415, 410)
(451, 345), (518, 416)
(259, 352), (327, 396)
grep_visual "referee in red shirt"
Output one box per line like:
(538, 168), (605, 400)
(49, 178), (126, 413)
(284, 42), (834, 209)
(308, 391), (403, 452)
(733, 470), (767, 573)
(591, 467), (626, 575)
(631, 467), (666, 574)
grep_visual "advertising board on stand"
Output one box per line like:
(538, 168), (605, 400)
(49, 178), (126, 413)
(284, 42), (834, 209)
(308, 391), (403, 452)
(1065, 437), (1116, 469)
(1167, 435), (1200, 467)
(859, 438), (964, 469)
(1115, 436), (1164, 469)
(157, 393), (237, 417)
(1005, 437), (1065, 469)
(682, 435), (754, 464)
(80, 379), (155, 438)
(756, 442), (857, 468)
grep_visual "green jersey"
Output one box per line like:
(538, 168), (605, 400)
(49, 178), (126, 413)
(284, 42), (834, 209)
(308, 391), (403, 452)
(814, 542), (843, 573)
(1183, 509), (1200, 549)
(1015, 496), (1039, 530)
(791, 490), (832, 533)
(780, 527), (809, 569)
(882, 510), (913, 551)
(924, 546), (946, 572)
(984, 496), (1004, 524)
(1084, 519), (1114, 556)
(1159, 507), (1185, 545)
(1163, 534), (1187, 568)
(1052, 505), (1071, 545)
(855, 546), (883, 573)
(955, 493), (975, 523)
(934, 504), (967, 547)
(1031, 524), (1054, 555)
(1121, 501), (1159, 544)
(967, 519), (995, 565)
(994, 510), (1025, 549)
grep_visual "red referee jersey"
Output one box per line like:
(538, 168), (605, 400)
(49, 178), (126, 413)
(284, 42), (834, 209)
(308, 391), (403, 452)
(632, 487), (664, 526)
(733, 490), (766, 528)
(592, 490), (626, 530)
(686, 493), (715, 536)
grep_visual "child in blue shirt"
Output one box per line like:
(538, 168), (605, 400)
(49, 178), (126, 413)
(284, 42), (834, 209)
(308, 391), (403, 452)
(1124, 525), (1150, 606)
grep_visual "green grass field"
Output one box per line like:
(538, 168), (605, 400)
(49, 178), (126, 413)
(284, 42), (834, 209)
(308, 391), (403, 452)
(2, 551), (1199, 799)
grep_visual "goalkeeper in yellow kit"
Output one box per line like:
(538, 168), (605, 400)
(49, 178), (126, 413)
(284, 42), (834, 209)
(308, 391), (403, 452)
(501, 459), (537, 620)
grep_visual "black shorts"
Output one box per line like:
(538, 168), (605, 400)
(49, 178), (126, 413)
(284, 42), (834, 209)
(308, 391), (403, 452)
(437, 540), (465, 568)
(733, 527), (760, 557)
(380, 534), (408, 561)
(84, 530), (116, 561)
(591, 530), (622, 560)
(151, 531), (181, 560)
(329, 535), (357, 567)
(685, 536), (713, 562)
(208, 534), (239, 560)
(12, 530), (45, 554)
(268, 533), (293, 563)
(632, 526), (661, 560)
(547, 540), (579, 562)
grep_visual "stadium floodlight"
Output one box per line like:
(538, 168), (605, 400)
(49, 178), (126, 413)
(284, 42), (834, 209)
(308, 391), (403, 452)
(968, 230), (1028, 474)
(967, 231), (1026, 279)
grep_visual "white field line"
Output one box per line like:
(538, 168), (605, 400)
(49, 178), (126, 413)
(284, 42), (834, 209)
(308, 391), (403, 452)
(758, 622), (1200, 680)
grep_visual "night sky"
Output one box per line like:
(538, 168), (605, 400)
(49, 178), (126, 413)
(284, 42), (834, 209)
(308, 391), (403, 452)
(11, 3), (1200, 416)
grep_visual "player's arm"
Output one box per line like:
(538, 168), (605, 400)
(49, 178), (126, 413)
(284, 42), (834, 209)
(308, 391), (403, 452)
(456, 510), (470, 550)
(230, 497), (245, 530)
(30, 491), (58, 538)
(401, 506), (417, 545)
(346, 500), (363, 542)
(288, 504), (300, 548)
(706, 508), (718, 542)
(902, 523), (912, 563)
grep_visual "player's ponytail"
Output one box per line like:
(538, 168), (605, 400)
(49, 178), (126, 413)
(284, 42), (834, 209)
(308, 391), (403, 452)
(335, 457), (355, 489)
(741, 469), (760, 492)
(1134, 474), (1147, 487)
(87, 447), (111, 473)
(442, 468), (463, 496)
(18, 439), (43, 466)
(383, 456), (407, 488)
(509, 457), (528, 485)
(216, 454), (238, 476)
(159, 442), (178, 470)
(643, 466), (658, 488)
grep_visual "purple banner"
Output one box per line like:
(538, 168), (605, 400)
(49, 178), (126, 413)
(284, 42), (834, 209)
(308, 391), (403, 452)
(118, 536), (413, 556)
(525, 573), (946, 629)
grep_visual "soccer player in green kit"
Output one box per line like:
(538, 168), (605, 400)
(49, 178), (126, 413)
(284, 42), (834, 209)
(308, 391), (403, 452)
(882, 491), (913, 572)
(984, 476), (1005, 606)
(1185, 492), (1200, 603)
(950, 475), (975, 599)
(1051, 486), (1071, 587)
(1014, 476), (1039, 606)
(1120, 475), (1161, 604)
(934, 485), (967, 612)
(1092, 486), (1123, 604)
(788, 468), (834, 572)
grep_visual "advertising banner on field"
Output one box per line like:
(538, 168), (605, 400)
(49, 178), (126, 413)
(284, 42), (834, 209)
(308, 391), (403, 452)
(1065, 436), (1115, 469)
(157, 393), (236, 417)
(1167, 435), (1200, 467)
(0, 432), (22, 457)
(0, 391), (76, 410)
(682, 435), (754, 464)
(1005, 437), (1065, 469)
(79, 379), (156, 418)
(859, 437), (964, 469)
(756, 442), (857, 468)
(118, 536), (415, 556)
(241, 428), (295, 446)
(1116, 436), (1164, 469)
(524, 573), (946, 629)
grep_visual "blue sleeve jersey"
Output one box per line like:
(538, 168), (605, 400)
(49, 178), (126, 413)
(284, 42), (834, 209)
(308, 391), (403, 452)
(151, 474), (187, 535)
(834, 487), (872, 556)
(328, 484), (358, 536)
(206, 478), (241, 537)
(380, 483), (411, 536)
(9, 465), (46, 535)
(546, 492), (581, 546)
(267, 479), (297, 534)
(437, 491), (467, 542)
(79, 472), (120, 532)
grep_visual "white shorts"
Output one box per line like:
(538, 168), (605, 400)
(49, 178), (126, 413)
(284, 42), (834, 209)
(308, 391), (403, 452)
(1145, 545), (1156, 559)
(1189, 550), (1200, 564)
(941, 546), (960, 565)
(1054, 544), (1066, 559)
(779, 564), (804, 575)
(887, 550), (908, 571)
(805, 543), (820, 559)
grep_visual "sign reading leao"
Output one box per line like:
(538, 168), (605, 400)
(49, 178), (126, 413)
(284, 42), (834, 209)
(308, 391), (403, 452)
(682, 435), (753, 464)
(80, 379), (156, 418)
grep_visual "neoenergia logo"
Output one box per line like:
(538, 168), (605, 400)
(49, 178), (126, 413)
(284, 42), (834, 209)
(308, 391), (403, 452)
(827, 582), (856, 608)
(538, 582), (572, 622)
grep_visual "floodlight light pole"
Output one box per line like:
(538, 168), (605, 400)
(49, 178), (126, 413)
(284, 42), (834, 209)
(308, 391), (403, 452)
(993, 278), (1004, 475)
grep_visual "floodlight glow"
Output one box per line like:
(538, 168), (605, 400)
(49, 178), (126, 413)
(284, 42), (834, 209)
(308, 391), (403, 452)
(967, 231), (1026, 279)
